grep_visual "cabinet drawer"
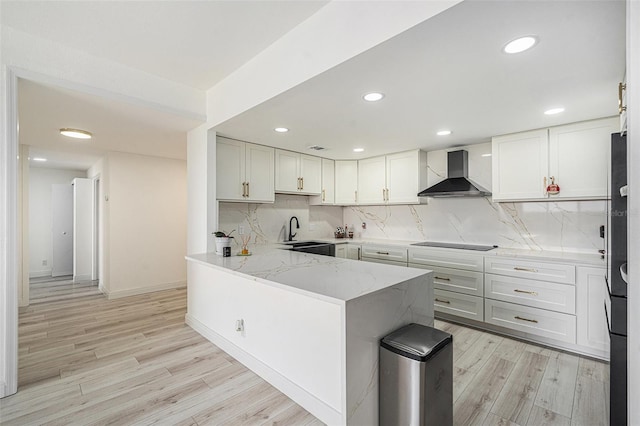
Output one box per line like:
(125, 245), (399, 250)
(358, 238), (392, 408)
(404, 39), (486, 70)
(484, 257), (575, 284)
(434, 289), (484, 321)
(361, 257), (407, 267)
(485, 299), (576, 344)
(410, 264), (483, 296)
(361, 245), (407, 263)
(408, 248), (484, 272)
(485, 274), (575, 314)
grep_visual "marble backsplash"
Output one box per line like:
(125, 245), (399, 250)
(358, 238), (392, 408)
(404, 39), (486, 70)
(343, 198), (607, 254)
(218, 194), (343, 249)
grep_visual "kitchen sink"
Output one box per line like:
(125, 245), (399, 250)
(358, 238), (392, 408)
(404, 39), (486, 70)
(281, 241), (328, 248)
(281, 241), (336, 257)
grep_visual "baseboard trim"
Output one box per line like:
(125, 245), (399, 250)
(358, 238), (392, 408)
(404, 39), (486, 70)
(104, 280), (186, 299)
(73, 274), (92, 283)
(29, 270), (52, 278)
(185, 313), (341, 425)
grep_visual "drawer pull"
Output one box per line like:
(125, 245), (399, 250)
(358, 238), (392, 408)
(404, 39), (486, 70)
(514, 289), (538, 296)
(514, 267), (538, 273)
(377, 251), (390, 255)
(435, 298), (451, 304)
(514, 315), (538, 324)
(434, 276), (451, 281)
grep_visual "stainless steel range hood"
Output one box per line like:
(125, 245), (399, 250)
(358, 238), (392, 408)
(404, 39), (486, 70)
(418, 150), (491, 197)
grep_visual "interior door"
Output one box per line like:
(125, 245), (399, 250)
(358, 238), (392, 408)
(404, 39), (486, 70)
(51, 184), (73, 277)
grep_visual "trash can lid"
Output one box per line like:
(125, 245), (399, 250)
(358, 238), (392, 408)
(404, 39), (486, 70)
(381, 323), (452, 362)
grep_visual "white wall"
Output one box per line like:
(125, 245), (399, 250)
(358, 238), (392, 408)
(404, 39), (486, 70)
(103, 151), (187, 298)
(87, 159), (106, 291)
(72, 178), (93, 282)
(28, 168), (87, 277)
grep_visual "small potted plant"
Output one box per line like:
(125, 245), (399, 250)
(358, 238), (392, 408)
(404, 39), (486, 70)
(213, 230), (235, 255)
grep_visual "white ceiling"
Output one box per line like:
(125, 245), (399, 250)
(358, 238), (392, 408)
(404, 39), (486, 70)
(214, 0), (626, 159)
(7, 0), (627, 169)
(18, 79), (203, 170)
(2, 1), (329, 90)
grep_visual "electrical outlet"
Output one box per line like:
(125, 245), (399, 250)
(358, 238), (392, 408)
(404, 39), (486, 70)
(239, 226), (245, 235)
(42, 260), (47, 266)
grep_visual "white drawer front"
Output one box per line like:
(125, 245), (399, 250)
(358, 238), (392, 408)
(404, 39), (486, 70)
(411, 264), (483, 296)
(361, 245), (408, 263)
(485, 299), (576, 344)
(409, 247), (484, 272)
(361, 257), (407, 267)
(434, 289), (484, 321)
(484, 257), (576, 284)
(485, 274), (576, 314)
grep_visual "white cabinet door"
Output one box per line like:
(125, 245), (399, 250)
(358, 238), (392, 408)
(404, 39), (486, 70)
(347, 244), (361, 260)
(357, 156), (386, 204)
(335, 245), (347, 258)
(386, 150), (423, 204)
(275, 149), (300, 193)
(245, 143), (275, 202)
(492, 129), (549, 201)
(335, 160), (358, 204)
(321, 159), (335, 204)
(548, 117), (616, 200)
(216, 138), (246, 201)
(576, 267), (610, 358)
(300, 154), (322, 195)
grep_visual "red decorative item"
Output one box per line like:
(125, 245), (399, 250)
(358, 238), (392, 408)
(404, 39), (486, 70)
(546, 176), (560, 195)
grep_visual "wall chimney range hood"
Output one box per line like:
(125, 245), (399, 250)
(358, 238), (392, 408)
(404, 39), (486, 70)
(418, 150), (491, 197)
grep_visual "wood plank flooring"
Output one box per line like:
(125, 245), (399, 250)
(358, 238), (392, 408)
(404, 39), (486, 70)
(1, 278), (609, 425)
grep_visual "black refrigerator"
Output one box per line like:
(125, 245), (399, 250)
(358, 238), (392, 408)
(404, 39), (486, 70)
(606, 132), (627, 425)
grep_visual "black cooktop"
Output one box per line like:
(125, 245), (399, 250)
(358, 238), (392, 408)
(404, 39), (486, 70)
(411, 242), (497, 251)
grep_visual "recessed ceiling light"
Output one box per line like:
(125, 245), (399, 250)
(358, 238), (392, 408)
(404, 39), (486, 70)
(32, 157), (47, 162)
(544, 107), (565, 115)
(437, 130), (452, 136)
(481, 153), (492, 157)
(60, 128), (92, 139)
(503, 36), (538, 54)
(274, 127), (289, 133)
(363, 92), (384, 102)
(353, 148), (365, 152)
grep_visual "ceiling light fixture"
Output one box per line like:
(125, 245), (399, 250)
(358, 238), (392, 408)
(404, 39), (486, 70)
(503, 36), (538, 54)
(274, 127), (289, 133)
(32, 157), (47, 162)
(481, 153), (492, 157)
(60, 128), (92, 139)
(363, 92), (384, 102)
(437, 130), (452, 136)
(353, 148), (365, 153)
(544, 107), (565, 115)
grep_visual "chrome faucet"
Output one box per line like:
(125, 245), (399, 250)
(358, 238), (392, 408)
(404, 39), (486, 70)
(288, 216), (299, 241)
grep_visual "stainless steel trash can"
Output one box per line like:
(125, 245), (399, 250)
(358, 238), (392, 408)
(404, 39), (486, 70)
(379, 323), (453, 426)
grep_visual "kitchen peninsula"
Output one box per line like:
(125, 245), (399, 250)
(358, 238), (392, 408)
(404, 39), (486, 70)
(185, 248), (434, 425)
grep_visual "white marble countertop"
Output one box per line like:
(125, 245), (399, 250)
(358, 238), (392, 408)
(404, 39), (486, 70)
(186, 246), (431, 303)
(314, 237), (605, 267)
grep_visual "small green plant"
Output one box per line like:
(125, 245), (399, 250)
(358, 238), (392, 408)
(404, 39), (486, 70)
(213, 230), (235, 238)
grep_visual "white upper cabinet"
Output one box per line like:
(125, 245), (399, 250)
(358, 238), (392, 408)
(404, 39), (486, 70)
(217, 138), (274, 203)
(310, 158), (335, 205)
(357, 156), (386, 204)
(357, 150), (427, 205)
(335, 160), (358, 204)
(492, 117), (616, 202)
(275, 149), (322, 195)
(386, 150), (427, 204)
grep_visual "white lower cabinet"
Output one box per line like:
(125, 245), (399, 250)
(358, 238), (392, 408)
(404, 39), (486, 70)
(335, 245), (347, 258)
(347, 245), (361, 260)
(485, 299), (577, 344)
(434, 289), (484, 321)
(411, 263), (483, 297)
(576, 267), (609, 357)
(361, 245), (407, 265)
(485, 273), (576, 314)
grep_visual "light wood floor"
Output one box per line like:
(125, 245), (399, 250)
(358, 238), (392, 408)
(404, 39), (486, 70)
(29, 275), (100, 304)
(1, 279), (609, 425)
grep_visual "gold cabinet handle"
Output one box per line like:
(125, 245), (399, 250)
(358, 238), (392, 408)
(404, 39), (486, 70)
(377, 251), (390, 255)
(322, 189), (326, 202)
(515, 315), (538, 324)
(355, 190), (358, 203)
(386, 188), (389, 201)
(301, 177), (304, 190)
(246, 182), (249, 198)
(382, 188), (386, 201)
(435, 298), (451, 304)
(514, 267), (538, 273)
(619, 82), (627, 114)
(434, 276), (451, 281)
(242, 182), (247, 197)
(514, 289), (538, 296)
